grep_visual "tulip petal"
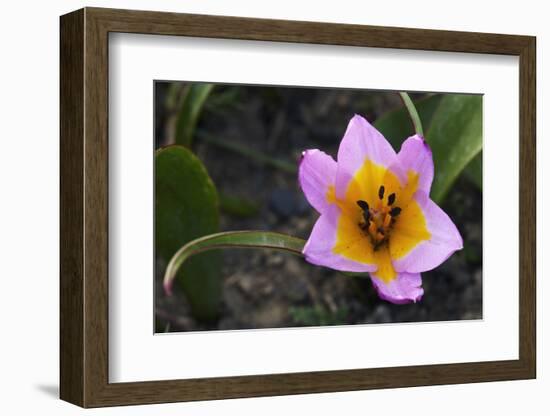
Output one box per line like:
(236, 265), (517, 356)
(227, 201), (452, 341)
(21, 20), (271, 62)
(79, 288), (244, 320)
(303, 204), (376, 273)
(388, 195), (431, 261)
(391, 191), (463, 273)
(298, 149), (337, 214)
(396, 134), (434, 194)
(335, 114), (405, 199)
(370, 271), (424, 304)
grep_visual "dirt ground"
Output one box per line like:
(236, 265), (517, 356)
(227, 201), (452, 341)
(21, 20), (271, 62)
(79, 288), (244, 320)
(154, 83), (482, 332)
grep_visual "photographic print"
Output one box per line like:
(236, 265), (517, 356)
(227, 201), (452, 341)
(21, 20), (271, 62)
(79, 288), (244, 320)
(60, 9), (535, 406)
(154, 82), (482, 333)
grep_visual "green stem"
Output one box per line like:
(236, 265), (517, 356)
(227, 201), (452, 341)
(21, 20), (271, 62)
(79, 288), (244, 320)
(399, 92), (424, 136)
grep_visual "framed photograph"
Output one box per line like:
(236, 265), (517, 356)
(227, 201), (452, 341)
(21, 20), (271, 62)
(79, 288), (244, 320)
(60, 7), (536, 408)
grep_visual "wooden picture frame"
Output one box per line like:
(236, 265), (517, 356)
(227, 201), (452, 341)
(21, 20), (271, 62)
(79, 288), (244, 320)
(60, 7), (536, 408)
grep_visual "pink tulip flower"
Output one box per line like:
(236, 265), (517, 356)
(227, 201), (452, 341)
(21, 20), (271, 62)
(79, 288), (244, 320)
(299, 115), (463, 304)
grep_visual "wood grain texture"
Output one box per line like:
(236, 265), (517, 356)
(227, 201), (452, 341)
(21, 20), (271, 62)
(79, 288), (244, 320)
(518, 37), (536, 376)
(88, 7), (532, 54)
(59, 7), (537, 408)
(83, 9), (111, 406)
(59, 8), (84, 406)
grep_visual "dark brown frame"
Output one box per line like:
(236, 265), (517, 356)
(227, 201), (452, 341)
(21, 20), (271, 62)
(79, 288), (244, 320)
(60, 7), (536, 408)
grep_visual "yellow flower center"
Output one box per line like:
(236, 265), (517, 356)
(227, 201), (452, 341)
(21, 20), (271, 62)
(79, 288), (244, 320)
(356, 185), (402, 251)
(326, 159), (431, 283)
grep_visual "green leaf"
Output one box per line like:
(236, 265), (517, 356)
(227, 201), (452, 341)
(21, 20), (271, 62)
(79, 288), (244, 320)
(374, 94), (443, 148)
(374, 93), (482, 201)
(163, 231), (306, 295)
(155, 145), (221, 322)
(464, 152), (483, 190)
(165, 83), (184, 112)
(204, 86), (243, 113)
(174, 83), (214, 147)
(426, 95), (482, 202)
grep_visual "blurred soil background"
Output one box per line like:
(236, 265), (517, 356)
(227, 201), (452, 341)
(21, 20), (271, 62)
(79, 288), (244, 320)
(154, 83), (482, 332)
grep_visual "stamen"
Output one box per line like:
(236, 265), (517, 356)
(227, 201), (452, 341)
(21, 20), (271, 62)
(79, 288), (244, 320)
(356, 194), (400, 248)
(356, 200), (369, 211)
(378, 185), (385, 200)
(363, 210), (370, 225)
(390, 207), (402, 217)
(356, 200), (371, 225)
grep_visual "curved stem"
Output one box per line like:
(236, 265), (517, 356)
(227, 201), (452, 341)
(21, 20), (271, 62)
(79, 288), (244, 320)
(163, 231), (306, 295)
(399, 92), (424, 137)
